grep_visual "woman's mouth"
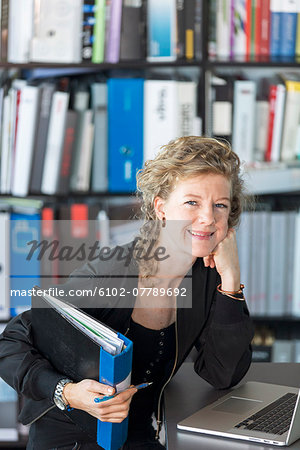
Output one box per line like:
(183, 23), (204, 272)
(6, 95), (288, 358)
(188, 230), (214, 240)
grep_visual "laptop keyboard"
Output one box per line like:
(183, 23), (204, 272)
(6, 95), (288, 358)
(234, 392), (298, 435)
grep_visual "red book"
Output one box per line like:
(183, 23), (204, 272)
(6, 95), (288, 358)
(265, 84), (277, 162)
(245, 0), (252, 59)
(255, 0), (262, 57)
(259, 0), (270, 56)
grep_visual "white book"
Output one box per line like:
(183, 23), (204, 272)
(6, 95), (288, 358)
(270, 84), (286, 162)
(285, 211), (297, 315)
(280, 79), (300, 161)
(0, 212), (10, 320)
(177, 81), (197, 136)
(143, 79), (178, 162)
(256, 211), (270, 316)
(233, 0), (247, 58)
(292, 210), (300, 316)
(75, 113), (94, 192)
(30, 0), (82, 63)
(232, 80), (256, 163)
(254, 101), (269, 162)
(267, 211), (287, 316)
(8, 0), (34, 63)
(12, 86), (40, 197)
(41, 91), (70, 195)
(0, 95), (11, 194)
(216, 0), (231, 58)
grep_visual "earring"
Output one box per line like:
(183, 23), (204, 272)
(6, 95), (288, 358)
(162, 217), (166, 228)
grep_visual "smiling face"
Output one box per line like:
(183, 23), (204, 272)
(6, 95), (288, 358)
(154, 173), (231, 259)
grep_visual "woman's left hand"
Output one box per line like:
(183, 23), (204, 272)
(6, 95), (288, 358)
(203, 228), (241, 291)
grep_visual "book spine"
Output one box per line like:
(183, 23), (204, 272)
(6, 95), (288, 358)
(254, 100), (269, 161)
(119, 0), (145, 61)
(208, 0), (217, 58)
(105, 0), (122, 63)
(245, 0), (252, 58)
(56, 110), (77, 195)
(194, 0), (202, 60)
(91, 83), (108, 192)
(265, 84), (277, 162)
(178, 81), (197, 136)
(270, 83), (285, 162)
(281, 80), (300, 161)
(230, 0), (235, 57)
(147, 0), (177, 61)
(1, 0), (9, 61)
(292, 211), (300, 316)
(12, 86), (40, 197)
(233, 0), (247, 58)
(250, 0), (256, 57)
(82, 0), (96, 61)
(280, 0), (298, 57)
(255, 0), (262, 56)
(176, 0), (185, 59)
(232, 80), (256, 163)
(259, 0), (270, 56)
(0, 212), (10, 320)
(30, 83), (56, 194)
(92, 0), (106, 63)
(41, 91), (70, 195)
(270, 0), (282, 57)
(184, 0), (195, 59)
(216, 0), (231, 59)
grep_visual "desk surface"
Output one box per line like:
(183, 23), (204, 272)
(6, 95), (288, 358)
(164, 363), (300, 450)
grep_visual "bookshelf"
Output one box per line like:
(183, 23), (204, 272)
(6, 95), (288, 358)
(1, 0), (300, 447)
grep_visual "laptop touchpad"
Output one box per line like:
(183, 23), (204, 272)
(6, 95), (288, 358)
(212, 397), (261, 414)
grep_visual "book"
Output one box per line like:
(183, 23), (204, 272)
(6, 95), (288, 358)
(30, 0), (82, 63)
(108, 78), (144, 192)
(280, 0), (298, 58)
(268, 83), (286, 162)
(176, 0), (185, 59)
(253, 100), (269, 161)
(208, 0), (217, 58)
(40, 206), (59, 289)
(105, 0), (122, 63)
(82, 0), (96, 61)
(120, 0), (146, 61)
(233, 0), (247, 59)
(56, 110), (78, 195)
(259, 0), (270, 56)
(216, 0), (231, 59)
(91, 81), (108, 193)
(267, 211), (287, 316)
(272, 340), (294, 362)
(41, 91), (70, 195)
(254, 0), (262, 56)
(30, 82), (56, 194)
(285, 210), (297, 315)
(147, 0), (177, 61)
(270, 0), (282, 58)
(211, 75), (233, 139)
(31, 290), (133, 450)
(7, 0), (34, 63)
(184, 0), (195, 59)
(177, 81), (197, 136)
(10, 211), (41, 316)
(11, 85), (41, 197)
(280, 74), (300, 161)
(0, 211), (10, 320)
(194, 0), (202, 60)
(1, 0), (9, 61)
(143, 79), (178, 162)
(232, 79), (256, 163)
(292, 210), (300, 316)
(92, 0), (106, 63)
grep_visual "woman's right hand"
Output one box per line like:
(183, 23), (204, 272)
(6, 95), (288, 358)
(63, 379), (137, 423)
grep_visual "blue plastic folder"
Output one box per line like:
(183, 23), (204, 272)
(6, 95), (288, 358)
(31, 290), (133, 450)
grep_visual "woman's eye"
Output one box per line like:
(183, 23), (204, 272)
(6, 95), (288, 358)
(215, 203), (228, 209)
(185, 201), (197, 206)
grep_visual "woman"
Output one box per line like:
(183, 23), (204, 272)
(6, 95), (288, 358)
(0, 136), (254, 449)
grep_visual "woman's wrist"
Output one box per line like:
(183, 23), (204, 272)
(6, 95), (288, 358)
(220, 274), (241, 292)
(62, 382), (74, 406)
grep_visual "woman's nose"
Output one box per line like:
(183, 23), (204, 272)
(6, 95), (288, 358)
(196, 206), (215, 225)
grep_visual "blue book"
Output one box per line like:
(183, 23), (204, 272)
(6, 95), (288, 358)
(280, 0), (298, 58)
(270, 0), (282, 58)
(147, 0), (177, 61)
(10, 212), (40, 316)
(31, 292), (133, 450)
(108, 78), (144, 193)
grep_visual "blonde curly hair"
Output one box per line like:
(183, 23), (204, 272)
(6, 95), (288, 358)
(135, 136), (247, 280)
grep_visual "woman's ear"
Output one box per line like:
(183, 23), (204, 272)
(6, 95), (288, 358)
(153, 196), (165, 220)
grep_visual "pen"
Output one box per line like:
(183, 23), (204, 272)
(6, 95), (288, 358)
(94, 382), (153, 403)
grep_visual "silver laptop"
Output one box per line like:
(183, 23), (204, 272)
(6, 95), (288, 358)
(177, 381), (300, 446)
